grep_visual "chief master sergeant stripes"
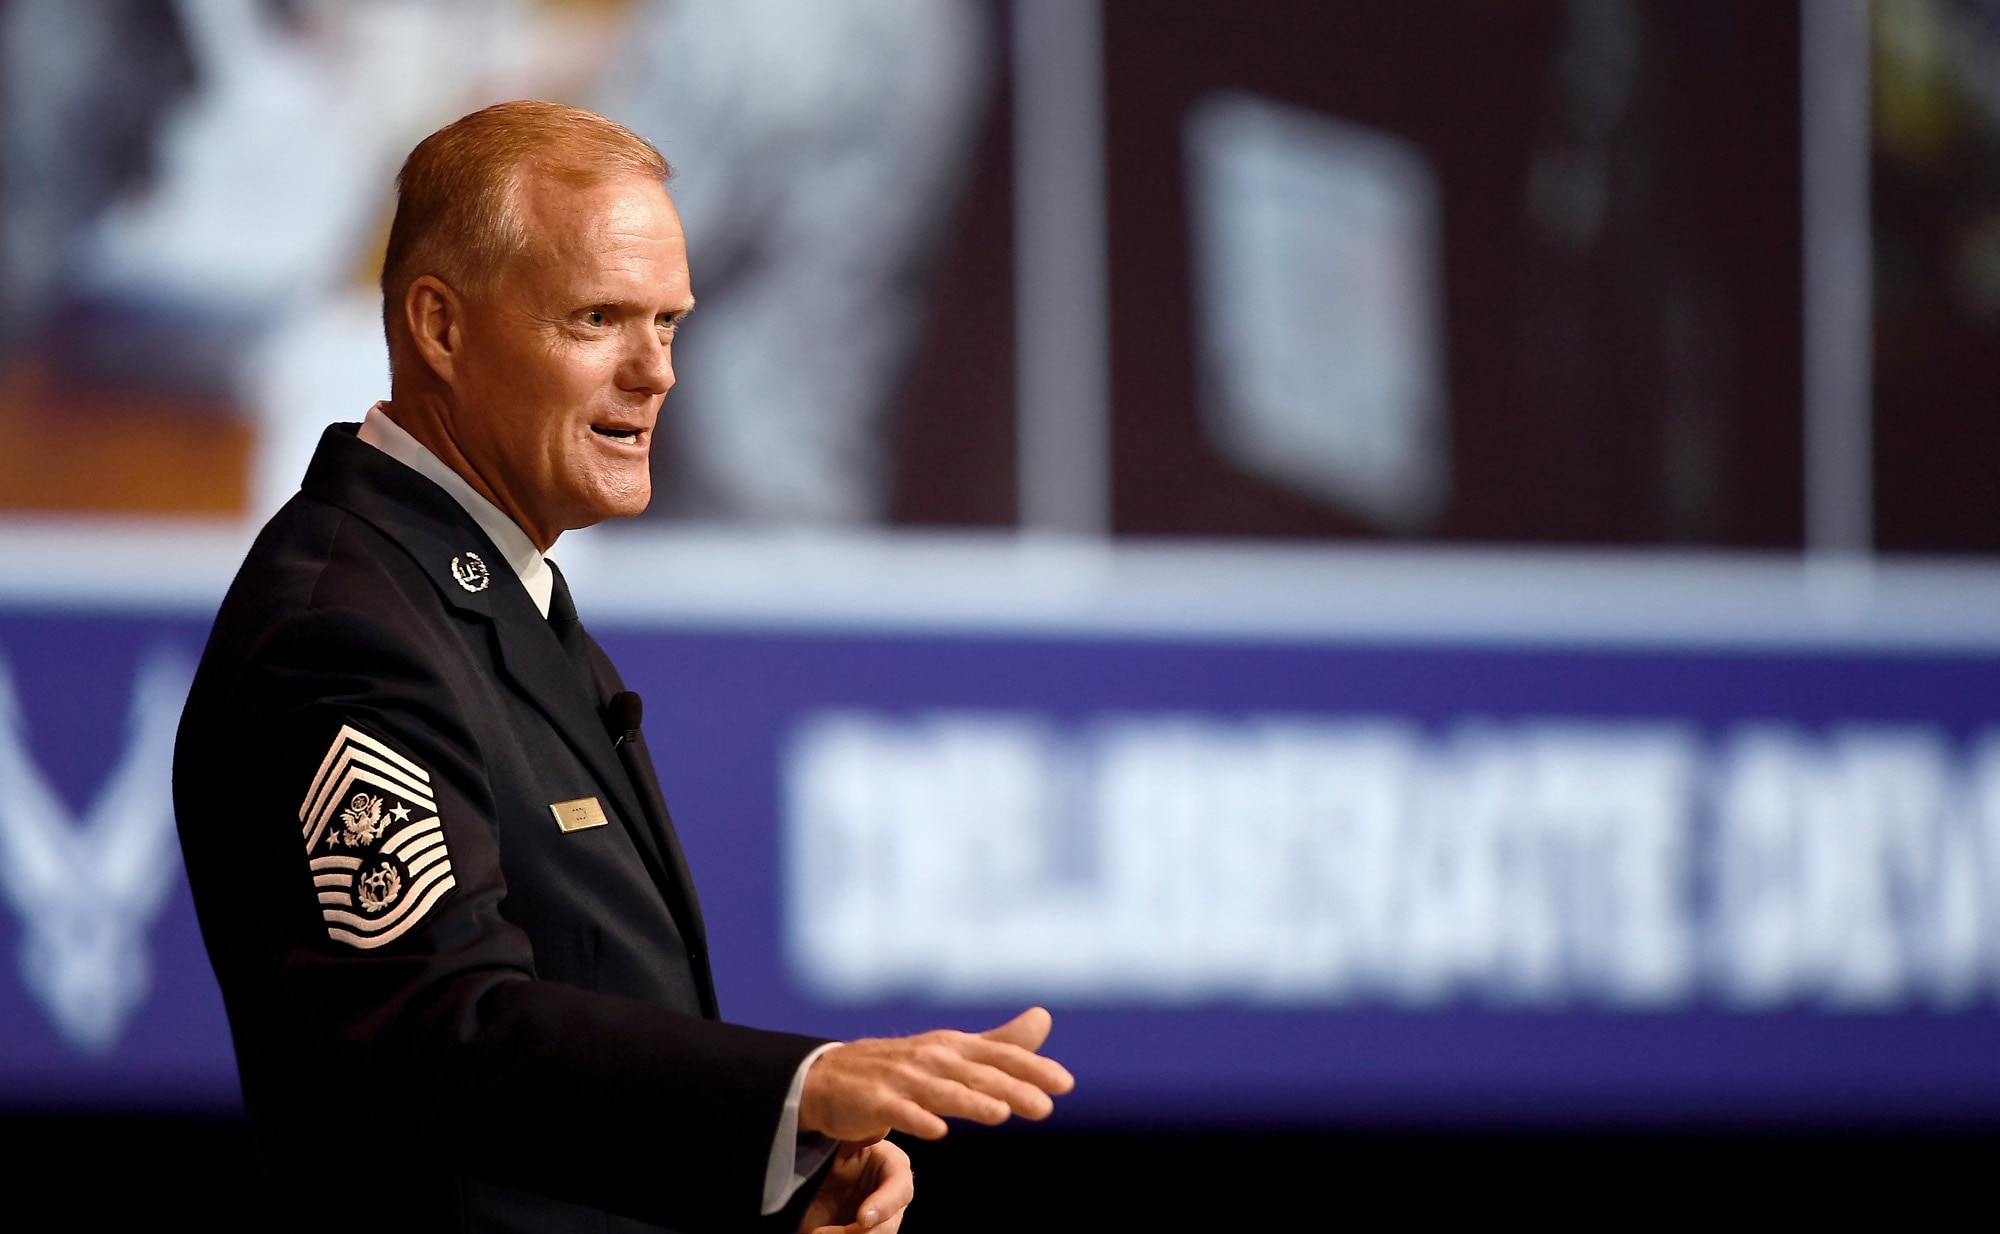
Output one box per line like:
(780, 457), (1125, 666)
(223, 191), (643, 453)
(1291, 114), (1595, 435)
(300, 725), (454, 950)
(173, 101), (1072, 1234)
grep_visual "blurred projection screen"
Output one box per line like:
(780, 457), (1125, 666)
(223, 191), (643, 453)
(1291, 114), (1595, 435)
(786, 710), (1997, 1011)
(1186, 93), (1448, 531)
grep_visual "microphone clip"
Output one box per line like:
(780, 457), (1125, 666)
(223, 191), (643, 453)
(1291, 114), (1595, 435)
(605, 690), (644, 749)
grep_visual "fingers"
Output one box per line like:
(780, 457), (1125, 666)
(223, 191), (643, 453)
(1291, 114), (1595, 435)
(882, 1096), (949, 1141)
(854, 1141), (915, 1229)
(930, 1049), (1059, 1120)
(887, 1031), (1076, 1130)
(845, 1063), (1044, 1141)
(805, 1142), (915, 1234)
(903, 1070), (1012, 1126)
(980, 1006), (1052, 1051)
(971, 1008), (1076, 1095)
(882, 1036), (1071, 1122)
(801, 1015), (1074, 1143)
(952, 1034), (1077, 1097)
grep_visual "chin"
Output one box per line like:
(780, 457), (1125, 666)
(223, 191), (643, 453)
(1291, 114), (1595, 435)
(579, 479), (652, 524)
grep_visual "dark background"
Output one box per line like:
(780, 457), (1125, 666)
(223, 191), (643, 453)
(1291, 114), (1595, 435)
(0, 1116), (1986, 1229)
(895, 0), (2000, 552)
(895, 1), (1815, 547)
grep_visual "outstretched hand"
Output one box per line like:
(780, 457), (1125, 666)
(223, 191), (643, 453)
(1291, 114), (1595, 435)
(797, 1007), (1075, 1143)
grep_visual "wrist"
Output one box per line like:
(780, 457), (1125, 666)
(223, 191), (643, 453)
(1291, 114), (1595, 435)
(796, 1041), (843, 1137)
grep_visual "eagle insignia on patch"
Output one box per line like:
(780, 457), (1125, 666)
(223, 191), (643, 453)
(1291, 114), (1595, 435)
(299, 725), (455, 949)
(449, 552), (490, 593)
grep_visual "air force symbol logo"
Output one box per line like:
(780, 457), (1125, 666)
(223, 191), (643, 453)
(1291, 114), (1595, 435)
(450, 552), (490, 593)
(299, 725), (455, 949)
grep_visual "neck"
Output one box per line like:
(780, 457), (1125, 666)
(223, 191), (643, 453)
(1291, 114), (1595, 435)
(380, 390), (559, 552)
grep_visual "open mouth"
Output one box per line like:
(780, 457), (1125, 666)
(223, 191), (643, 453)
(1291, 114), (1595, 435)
(590, 425), (644, 444)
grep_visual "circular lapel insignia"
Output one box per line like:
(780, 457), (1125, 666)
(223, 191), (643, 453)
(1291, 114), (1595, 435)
(449, 552), (490, 593)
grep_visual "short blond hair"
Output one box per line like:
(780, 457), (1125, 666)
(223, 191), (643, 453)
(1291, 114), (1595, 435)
(380, 100), (670, 357)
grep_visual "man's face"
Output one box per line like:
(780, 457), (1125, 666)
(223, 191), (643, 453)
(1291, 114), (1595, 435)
(448, 172), (691, 538)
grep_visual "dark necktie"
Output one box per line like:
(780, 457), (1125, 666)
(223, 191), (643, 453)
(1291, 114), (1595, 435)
(544, 559), (599, 703)
(548, 562), (646, 749)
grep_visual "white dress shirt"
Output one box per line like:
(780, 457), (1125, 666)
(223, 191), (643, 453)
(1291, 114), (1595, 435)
(356, 404), (837, 1214)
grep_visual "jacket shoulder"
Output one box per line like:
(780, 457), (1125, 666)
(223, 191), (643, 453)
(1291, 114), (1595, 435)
(190, 493), (470, 716)
(177, 495), (487, 834)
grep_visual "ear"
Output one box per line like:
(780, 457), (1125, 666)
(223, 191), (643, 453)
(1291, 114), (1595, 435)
(404, 275), (464, 385)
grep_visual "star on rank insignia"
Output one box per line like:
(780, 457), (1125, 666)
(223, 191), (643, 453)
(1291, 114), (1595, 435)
(299, 725), (455, 950)
(450, 551), (490, 593)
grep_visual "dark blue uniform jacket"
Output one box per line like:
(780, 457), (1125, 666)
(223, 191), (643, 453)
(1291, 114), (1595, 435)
(174, 424), (830, 1232)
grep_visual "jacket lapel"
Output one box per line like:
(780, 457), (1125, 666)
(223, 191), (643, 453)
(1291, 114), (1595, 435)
(611, 707), (718, 1018)
(301, 425), (690, 941)
(482, 584), (673, 878)
(574, 634), (718, 1017)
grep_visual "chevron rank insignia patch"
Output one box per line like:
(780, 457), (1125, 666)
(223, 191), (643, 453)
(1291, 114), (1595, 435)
(299, 725), (455, 950)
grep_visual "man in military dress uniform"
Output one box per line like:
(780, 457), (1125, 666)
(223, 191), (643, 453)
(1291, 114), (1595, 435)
(174, 101), (1072, 1233)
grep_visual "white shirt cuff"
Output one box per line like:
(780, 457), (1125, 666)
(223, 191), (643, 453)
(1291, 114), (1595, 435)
(760, 1041), (844, 1216)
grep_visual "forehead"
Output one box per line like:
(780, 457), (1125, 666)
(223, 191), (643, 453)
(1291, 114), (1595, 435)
(509, 171), (688, 291)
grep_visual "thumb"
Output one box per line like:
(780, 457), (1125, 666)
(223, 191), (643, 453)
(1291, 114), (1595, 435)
(980, 1006), (1052, 1051)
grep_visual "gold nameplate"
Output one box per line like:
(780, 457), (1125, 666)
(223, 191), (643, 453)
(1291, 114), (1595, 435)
(549, 797), (609, 833)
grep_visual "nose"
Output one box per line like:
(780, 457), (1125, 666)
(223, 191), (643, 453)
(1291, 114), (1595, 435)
(620, 327), (675, 398)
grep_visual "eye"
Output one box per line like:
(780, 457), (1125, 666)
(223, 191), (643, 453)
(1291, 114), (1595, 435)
(585, 309), (606, 327)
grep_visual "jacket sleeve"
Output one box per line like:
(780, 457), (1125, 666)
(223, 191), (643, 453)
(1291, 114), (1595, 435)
(180, 597), (830, 1233)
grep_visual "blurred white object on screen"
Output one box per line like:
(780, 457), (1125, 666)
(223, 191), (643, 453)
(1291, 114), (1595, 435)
(785, 711), (1997, 1010)
(1186, 93), (1449, 531)
(80, 0), (532, 310)
(785, 713), (1077, 1000)
(597, 0), (990, 523)
(249, 289), (390, 521)
(0, 648), (191, 1051)
(1712, 727), (1978, 1008)
(787, 713), (1701, 1006)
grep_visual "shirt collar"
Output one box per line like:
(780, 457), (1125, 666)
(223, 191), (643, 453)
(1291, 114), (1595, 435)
(356, 403), (557, 618)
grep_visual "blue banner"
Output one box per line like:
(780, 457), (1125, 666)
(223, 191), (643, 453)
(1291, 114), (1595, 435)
(8, 593), (1998, 1123)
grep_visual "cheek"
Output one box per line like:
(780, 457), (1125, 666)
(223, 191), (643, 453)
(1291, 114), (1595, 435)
(563, 340), (628, 391)
(523, 346), (591, 407)
(486, 335), (603, 408)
